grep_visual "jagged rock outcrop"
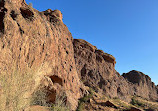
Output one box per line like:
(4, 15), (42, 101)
(73, 39), (158, 103)
(73, 39), (132, 102)
(73, 39), (116, 86)
(0, 0), (84, 110)
(123, 70), (158, 101)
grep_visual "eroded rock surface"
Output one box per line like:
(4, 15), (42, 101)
(0, 0), (158, 110)
(73, 39), (116, 90)
(0, 0), (83, 110)
(73, 39), (158, 103)
(123, 70), (158, 101)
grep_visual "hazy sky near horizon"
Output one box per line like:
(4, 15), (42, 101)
(26, 0), (158, 84)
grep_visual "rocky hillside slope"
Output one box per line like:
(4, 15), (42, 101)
(0, 0), (157, 110)
(73, 39), (158, 103)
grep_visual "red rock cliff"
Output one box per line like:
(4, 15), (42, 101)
(0, 0), (84, 110)
(73, 39), (158, 103)
(0, 0), (158, 110)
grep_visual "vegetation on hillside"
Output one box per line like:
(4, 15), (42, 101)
(0, 65), (70, 111)
(0, 67), (34, 111)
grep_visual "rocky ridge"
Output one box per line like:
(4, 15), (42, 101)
(0, 0), (157, 110)
(73, 39), (158, 103)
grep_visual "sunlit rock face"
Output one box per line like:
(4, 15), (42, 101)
(0, 0), (83, 110)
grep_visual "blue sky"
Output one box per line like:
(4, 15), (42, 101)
(26, 0), (158, 85)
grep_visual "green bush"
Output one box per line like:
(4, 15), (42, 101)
(76, 88), (95, 111)
(131, 98), (145, 107)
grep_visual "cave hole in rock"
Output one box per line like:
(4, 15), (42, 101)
(49, 75), (63, 86)
(81, 65), (87, 77)
(88, 70), (93, 78)
(70, 65), (73, 71)
(0, 0), (4, 7)
(117, 87), (121, 93)
(49, 15), (60, 23)
(72, 76), (74, 82)
(42, 43), (45, 52)
(20, 8), (34, 21)
(0, 2), (7, 33)
(2, 44), (4, 48)
(66, 50), (69, 55)
(10, 10), (17, 20)
(96, 55), (102, 63)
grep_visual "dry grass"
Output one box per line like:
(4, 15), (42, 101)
(50, 93), (70, 111)
(131, 96), (158, 110)
(31, 88), (49, 107)
(111, 97), (134, 110)
(31, 89), (70, 111)
(0, 67), (35, 111)
(0, 61), (70, 111)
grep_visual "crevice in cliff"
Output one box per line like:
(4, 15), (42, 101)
(20, 8), (34, 21)
(0, 0), (7, 33)
(43, 9), (62, 25)
(96, 54), (103, 63)
(10, 10), (17, 20)
(17, 23), (24, 35)
(81, 64), (87, 77)
(0, 0), (4, 7)
(50, 75), (63, 86)
(66, 50), (69, 55)
(10, 10), (24, 35)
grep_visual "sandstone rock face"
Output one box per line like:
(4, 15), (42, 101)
(0, 0), (83, 110)
(73, 39), (158, 102)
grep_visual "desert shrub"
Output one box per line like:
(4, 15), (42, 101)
(31, 89), (70, 111)
(131, 98), (145, 107)
(31, 88), (50, 107)
(76, 88), (94, 111)
(51, 93), (70, 111)
(0, 68), (34, 111)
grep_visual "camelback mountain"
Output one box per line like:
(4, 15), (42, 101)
(0, 0), (157, 111)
